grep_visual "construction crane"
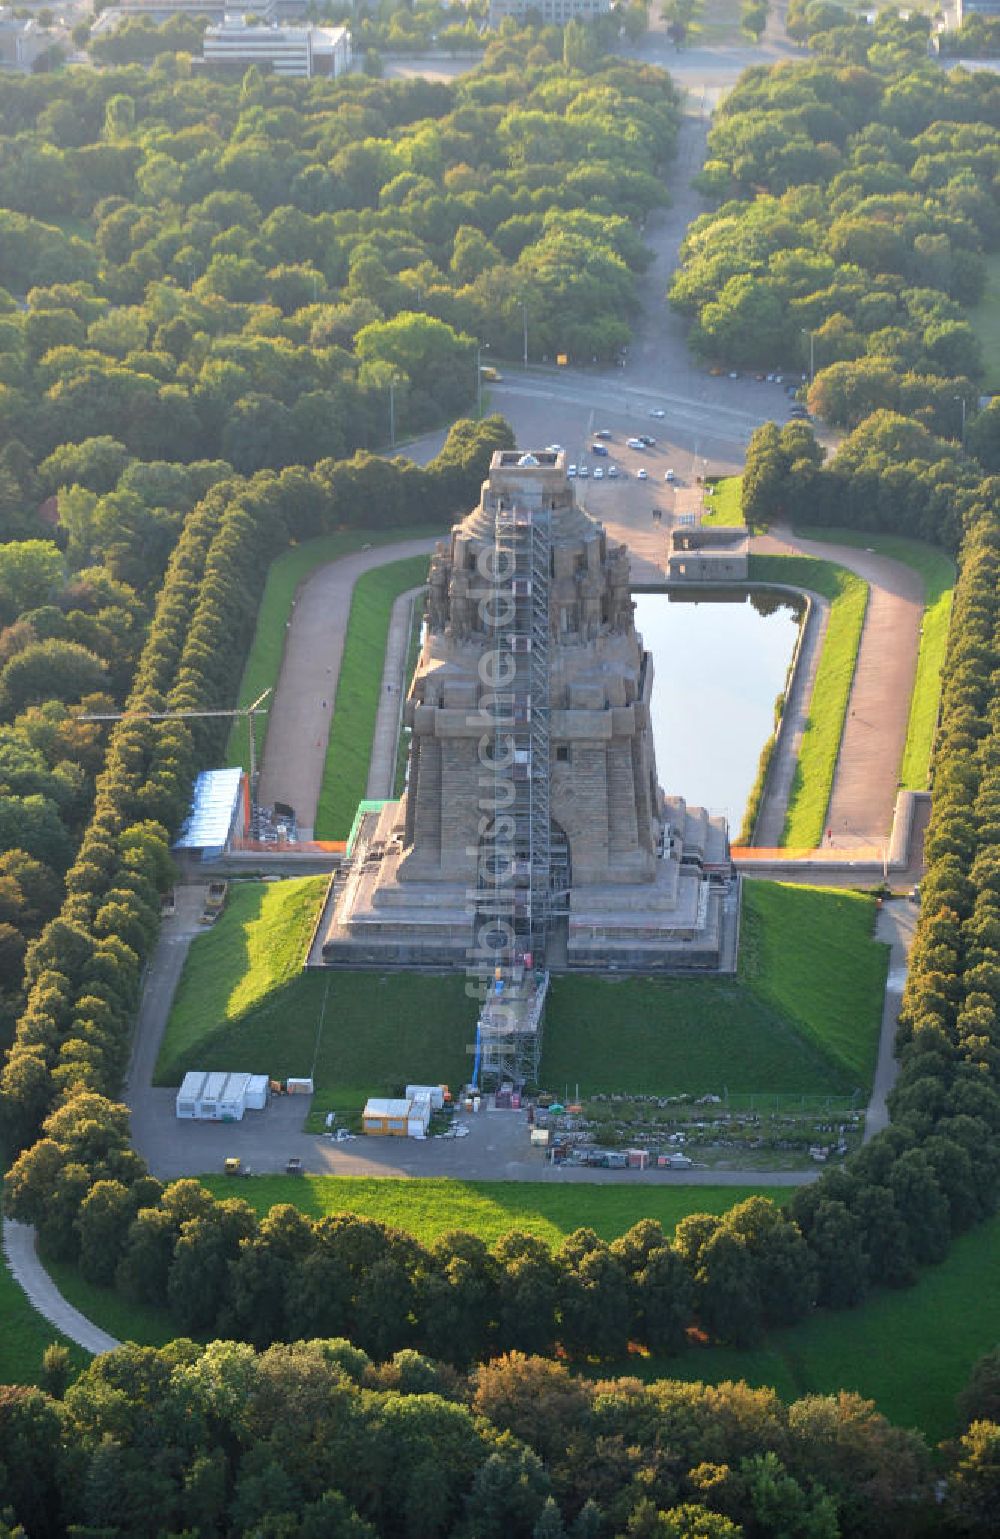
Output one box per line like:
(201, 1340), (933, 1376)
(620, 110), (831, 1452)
(77, 688), (272, 837)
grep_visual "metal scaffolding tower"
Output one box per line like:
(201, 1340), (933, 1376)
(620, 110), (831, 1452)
(474, 502), (551, 1088)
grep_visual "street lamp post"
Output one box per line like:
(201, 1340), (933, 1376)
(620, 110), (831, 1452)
(801, 327), (816, 385)
(953, 393), (966, 445)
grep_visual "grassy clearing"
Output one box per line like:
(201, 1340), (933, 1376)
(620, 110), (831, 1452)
(968, 251), (1000, 393)
(702, 475), (745, 526)
(749, 556), (868, 848)
(0, 1234), (88, 1386)
(543, 880), (884, 1096)
(651, 1214), (1000, 1445)
(194, 1176), (791, 1247)
(314, 556), (430, 840)
(224, 527), (443, 769)
(795, 528), (955, 792)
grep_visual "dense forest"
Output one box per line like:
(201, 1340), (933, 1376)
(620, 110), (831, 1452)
(672, 39), (997, 441)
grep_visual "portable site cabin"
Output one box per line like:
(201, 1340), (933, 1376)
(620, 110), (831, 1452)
(176, 1071), (207, 1119)
(405, 1084), (445, 1111)
(362, 1098), (411, 1137)
(175, 1070), (255, 1121)
(407, 1093), (432, 1138)
(245, 1075), (270, 1111)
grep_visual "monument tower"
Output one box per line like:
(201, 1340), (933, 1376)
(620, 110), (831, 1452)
(321, 450), (732, 1073)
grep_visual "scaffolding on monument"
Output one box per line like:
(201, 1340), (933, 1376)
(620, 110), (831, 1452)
(474, 499), (551, 1088)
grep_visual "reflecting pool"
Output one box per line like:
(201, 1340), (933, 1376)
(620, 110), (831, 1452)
(633, 589), (803, 836)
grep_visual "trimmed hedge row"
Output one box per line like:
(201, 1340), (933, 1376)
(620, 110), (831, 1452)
(0, 417), (513, 1156)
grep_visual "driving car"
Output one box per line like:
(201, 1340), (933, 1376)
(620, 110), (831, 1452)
(637, 467), (648, 480)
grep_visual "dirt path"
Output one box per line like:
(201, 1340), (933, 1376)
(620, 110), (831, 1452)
(258, 538), (439, 839)
(755, 526), (924, 845)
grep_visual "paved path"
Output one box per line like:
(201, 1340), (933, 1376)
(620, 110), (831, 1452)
(3, 1218), (120, 1355)
(865, 897), (917, 1141)
(366, 586), (423, 801)
(258, 538), (439, 839)
(126, 884), (208, 1176)
(755, 526), (925, 845)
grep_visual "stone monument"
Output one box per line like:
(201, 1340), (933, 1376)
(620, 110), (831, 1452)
(320, 450), (731, 972)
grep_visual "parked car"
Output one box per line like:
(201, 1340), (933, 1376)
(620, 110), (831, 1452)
(649, 407), (666, 418)
(591, 442), (609, 456)
(607, 463), (619, 478)
(577, 464), (589, 477)
(626, 436), (644, 449)
(567, 464), (577, 477)
(637, 467), (648, 480)
(664, 468), (675, 482)
(593, 467), (604, 480)
(594, 428), (612, 439)
(638, 434), (656, 447)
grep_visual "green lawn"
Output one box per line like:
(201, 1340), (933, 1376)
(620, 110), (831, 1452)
(654, 1214), (1000, 1445)
(702, 475), (745, 526)
(794, 528), (955, 793)
(315, 556), (430, 839)
(43, 1260), (185, 1351)
(225, 527), (443, 769)
(749, 555), (868, 848)
(194, 1176), (792, 1247)
(159, 878), (883, 1116)
(155, 876), (330, 1084)
(968, 251), (1000, 393)
(543, 880), (884, 1097)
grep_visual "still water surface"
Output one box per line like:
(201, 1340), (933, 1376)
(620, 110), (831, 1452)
(633, 590), (802, 835)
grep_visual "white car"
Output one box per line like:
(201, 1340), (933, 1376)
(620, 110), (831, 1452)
(546, 443), (564, 453)
(607, 464), (619, 478)
(664, 468), (675, 482)
(637, 468), (648, 480)
(567, 464), (577, 478)
(649, 408), (666, 418)
(577, 464), (589, 477)
(626, 436), (643, 449)
(593, 467), (604, 480)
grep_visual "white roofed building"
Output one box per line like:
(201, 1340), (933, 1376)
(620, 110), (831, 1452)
(202, 16), (351, 78)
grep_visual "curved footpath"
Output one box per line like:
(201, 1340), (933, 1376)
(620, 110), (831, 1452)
(2, 1218), (120, 1354)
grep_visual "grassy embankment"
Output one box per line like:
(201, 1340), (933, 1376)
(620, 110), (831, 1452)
(749, 555), (868, 848)
(224, 528), (442, 771)
(314, 555), (430, 839)
(796, 529), (955, 792)
(156, 876), (885, 1128)
(701, 474), (745, 526)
